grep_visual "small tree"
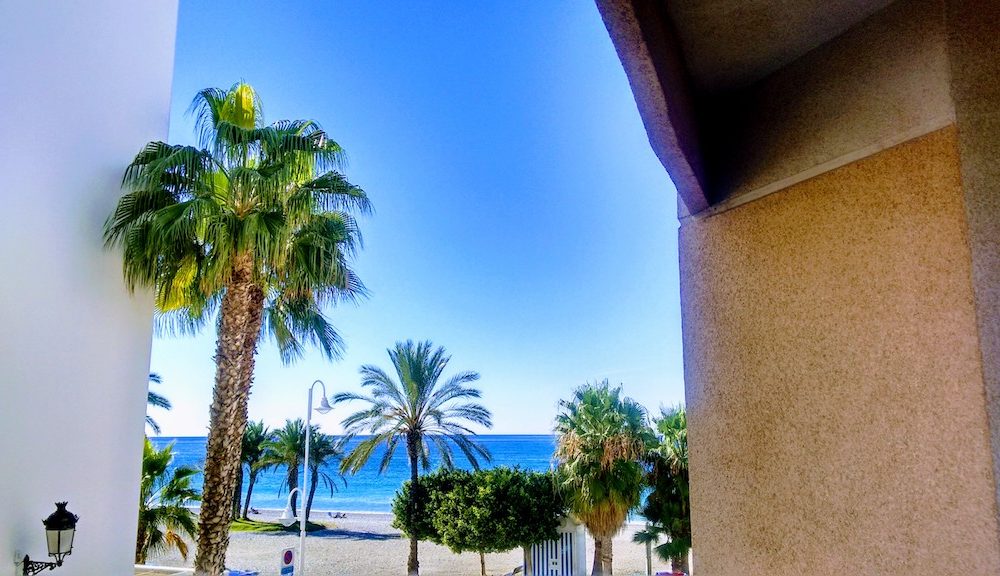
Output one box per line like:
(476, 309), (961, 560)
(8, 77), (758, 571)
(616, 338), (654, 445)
(240, 421), (272, 519)
(261, 419), (308, 512)
(634, 406), (690, 573)
(555, 381), (655, 576)
(336, 340), (492, 576)
(304, 432), (346, 521)
(393, 467), (567, 576)
(137, 438), (200, 563)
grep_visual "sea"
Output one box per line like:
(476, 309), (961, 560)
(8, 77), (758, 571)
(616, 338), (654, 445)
(150, 435), (558, 514)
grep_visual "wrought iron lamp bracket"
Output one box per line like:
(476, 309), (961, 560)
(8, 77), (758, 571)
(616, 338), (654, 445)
(21, 555), (61, 576)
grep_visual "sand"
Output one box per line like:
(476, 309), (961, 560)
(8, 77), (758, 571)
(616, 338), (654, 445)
(145, 510), (676, 575)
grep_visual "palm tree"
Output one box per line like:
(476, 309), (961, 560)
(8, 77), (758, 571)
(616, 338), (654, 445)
(555, 381), (654, 576)
(334, 340), (493, 576)
(304, 431), (346, 522)
(146, 373), (171, 435)
(261, 419), (307, 514)
(104, 82), (371, 575)
(240, 421), (272, 520)
(633, 406), (690, 573)
(136, 438), (200, 564)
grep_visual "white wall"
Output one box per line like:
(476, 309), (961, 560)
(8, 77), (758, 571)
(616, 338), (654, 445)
(0, 2), (178, 575)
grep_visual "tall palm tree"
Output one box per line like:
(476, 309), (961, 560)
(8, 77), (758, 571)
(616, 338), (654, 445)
(334, 340), (493, 576)
(633, 406), (690, 573)
(146, 373), (171, 435)
(240, 421), (272, 520)
(104, 82), (371, 575)
(261, 419), (307, 514)
(555, 381), (654, 576)
(304, 431), (346, 522)
(136, 438), (200, 564)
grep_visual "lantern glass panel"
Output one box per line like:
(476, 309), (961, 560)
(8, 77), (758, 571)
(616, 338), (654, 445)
(45, 528), (75, 556)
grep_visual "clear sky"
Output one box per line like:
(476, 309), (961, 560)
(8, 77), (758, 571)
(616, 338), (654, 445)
(149, 0), (684, 436)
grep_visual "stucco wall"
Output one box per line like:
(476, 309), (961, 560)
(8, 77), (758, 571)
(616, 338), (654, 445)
(946, 0), (1000, 529)
(679, 127), (1000, 575)
(0, 2), (177, 576)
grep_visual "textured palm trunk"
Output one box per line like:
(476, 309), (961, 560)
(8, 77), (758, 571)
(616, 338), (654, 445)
(407, 434), (420, 576)
(232, 464), (243, 519)
(592, 537), (604, 576)
(671, 553), (689, 574)
(136, 527), (147, 564)
(241, 472), (258, 519)
(604, 538), (613, 576)
(193, 256), (264, 576)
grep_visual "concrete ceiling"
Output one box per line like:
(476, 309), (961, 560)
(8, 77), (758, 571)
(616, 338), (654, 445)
(665, 0), (897, 92)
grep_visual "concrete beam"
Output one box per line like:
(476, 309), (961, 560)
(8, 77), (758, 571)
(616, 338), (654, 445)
(595, 0), (711, 214)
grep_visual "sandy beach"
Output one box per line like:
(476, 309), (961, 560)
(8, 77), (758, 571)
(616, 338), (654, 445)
(146, 510), (676, 575)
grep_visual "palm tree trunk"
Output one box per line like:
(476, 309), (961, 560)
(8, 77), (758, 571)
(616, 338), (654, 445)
(136, 526), (147, 564)
(407, 433), (420, 576)
(592, 537), (604, 576)
(604, 538), (613, 576)
(242, 472), (258, 520)
(671, 553), (689, 574)
(193, 256), (265, 576)
(645, 539), (652, 576)
(306, 466), (319, 522)
(232, 465), (243, 519)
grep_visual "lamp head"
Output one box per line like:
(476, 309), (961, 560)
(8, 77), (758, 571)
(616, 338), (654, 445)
(278, 503), (298, 527)
(315, 395), (333, 414)
(42, 502), (77, 562)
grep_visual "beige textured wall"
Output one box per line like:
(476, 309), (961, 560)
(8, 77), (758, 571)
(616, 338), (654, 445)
(946, 0), (1000, 528)
(679, 128), (1000, 575)
(704, 0), (954, 213)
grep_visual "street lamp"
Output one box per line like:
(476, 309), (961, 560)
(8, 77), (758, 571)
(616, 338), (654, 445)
(280, 380), (332, 576)
(21, 502), (78, 576)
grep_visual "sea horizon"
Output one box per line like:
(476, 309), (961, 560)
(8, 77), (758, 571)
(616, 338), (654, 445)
(151, 434), (559, 514)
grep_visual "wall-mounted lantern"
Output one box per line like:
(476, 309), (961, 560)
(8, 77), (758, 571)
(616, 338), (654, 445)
(21, 502), (78, 576)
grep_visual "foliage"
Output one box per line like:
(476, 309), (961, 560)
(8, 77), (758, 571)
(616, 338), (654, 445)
(136, 438), (200, 564)
(104, 81), (370, 574)
(229, 519), (324, 533)
(240, 420), (272, 519)
(392, 467), (567, 576)
(555, 380), (655, 576)
(634, 406), (690, 571)
(104, 81), (371, 345)
(335, 340), (493, 475)
(335, 340), (493, 575)
(390, 472), (452, 543)
(146, 373), (171, 435)
(261, 419), (308, 512)
(305, 431), (346, 521)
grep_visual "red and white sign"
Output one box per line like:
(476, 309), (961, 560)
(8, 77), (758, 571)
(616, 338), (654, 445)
(280, 547), (295, 575)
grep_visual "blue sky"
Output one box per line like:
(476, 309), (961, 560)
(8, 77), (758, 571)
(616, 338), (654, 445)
(149, 0), (683, 436)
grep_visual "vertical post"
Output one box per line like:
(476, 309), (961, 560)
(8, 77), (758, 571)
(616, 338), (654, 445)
(645, 539), (652, 576)
(301, 387), (312, 576)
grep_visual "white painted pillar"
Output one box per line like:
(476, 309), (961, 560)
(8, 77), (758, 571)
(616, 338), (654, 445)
(0, 2), (178, 575)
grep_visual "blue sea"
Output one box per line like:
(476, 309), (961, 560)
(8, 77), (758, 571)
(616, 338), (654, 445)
(150, 435), (557, 514)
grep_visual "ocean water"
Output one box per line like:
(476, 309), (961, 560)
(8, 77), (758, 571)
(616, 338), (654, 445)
(150, 435), (558, 513)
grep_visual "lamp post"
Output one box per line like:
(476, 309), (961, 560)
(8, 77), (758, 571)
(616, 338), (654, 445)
(278, 380), (332, 576)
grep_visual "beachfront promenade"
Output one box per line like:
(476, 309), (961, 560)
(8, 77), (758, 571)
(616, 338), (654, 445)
(140, 512), (669, 576)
